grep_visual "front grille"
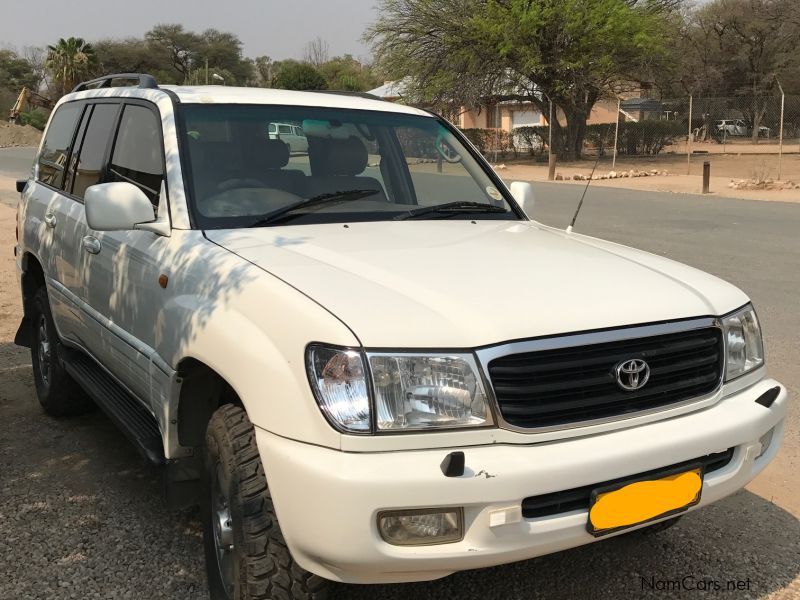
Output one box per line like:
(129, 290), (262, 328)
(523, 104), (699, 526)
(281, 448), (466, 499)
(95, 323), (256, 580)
(522, 448), (734, 519)
(487, 326), (723, 429)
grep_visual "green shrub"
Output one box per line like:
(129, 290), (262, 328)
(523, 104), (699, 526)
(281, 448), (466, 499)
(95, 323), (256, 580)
(512, 126), (547, 156)
(20, 109), (49, 131)
(586, 120), (685, 156)
(460, 128), (489, 153)
(460, 128), (518, 159)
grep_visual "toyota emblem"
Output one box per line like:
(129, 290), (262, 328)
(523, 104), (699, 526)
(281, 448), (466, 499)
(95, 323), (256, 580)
(615, 359), (650, 391)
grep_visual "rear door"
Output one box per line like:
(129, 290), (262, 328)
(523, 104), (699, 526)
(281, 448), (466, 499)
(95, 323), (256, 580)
(24, 101), (85, 343)
(81, 101), (168, 407)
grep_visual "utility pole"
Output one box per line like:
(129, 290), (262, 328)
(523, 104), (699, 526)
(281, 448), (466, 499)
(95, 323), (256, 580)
(612, 97), (621, 170)
(687, 95), (693, 175)
(775, 76), (785, 181)
(548, 96), (556, 180)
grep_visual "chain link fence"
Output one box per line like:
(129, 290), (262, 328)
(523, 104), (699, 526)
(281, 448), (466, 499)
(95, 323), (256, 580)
(459, 92), (800, 182)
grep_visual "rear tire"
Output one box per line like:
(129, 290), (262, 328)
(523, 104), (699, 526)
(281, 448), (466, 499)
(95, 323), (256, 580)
(202, 404), (329, 600)
(29, 286), (93, 416)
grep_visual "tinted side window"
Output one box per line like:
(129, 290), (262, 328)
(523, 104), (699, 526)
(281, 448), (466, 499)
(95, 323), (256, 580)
(108, 105), (164, 205)
(37, 103), (82, 189)
(72, 104), (119, 200)
(63, 105), (91, 194)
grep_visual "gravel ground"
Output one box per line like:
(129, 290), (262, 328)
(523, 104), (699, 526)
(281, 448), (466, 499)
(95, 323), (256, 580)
(0, 177), (798, 598)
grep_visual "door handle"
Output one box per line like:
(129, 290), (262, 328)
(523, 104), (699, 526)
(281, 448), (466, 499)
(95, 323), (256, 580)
(82, 235), (101, 255)
(44, 213), (57, 228)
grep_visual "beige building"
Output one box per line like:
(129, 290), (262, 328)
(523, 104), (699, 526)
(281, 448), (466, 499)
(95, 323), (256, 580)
(368, 80), (645, 132)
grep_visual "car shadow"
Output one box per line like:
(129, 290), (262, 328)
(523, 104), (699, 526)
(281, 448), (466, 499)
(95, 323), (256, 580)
(1, 342), (797, 599)
(327, 493), (799, 599)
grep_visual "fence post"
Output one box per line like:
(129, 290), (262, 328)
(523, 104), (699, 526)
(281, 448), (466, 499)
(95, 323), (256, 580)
(612, 97), (620, 170)
(548, 98), (556, 180)
(776, 78), (785, 181)
(687, 94), (693, 175)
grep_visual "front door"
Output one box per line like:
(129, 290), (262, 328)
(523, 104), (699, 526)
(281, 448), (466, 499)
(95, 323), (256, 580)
(81, 102), (168, 407)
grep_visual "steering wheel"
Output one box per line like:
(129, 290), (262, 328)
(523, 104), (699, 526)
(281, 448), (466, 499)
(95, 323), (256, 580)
(216, 178), (269, 192)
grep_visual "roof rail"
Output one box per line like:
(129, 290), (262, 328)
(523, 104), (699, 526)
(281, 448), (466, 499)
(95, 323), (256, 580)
(312, 90), (383, 101)
(72, 73), (158, 94)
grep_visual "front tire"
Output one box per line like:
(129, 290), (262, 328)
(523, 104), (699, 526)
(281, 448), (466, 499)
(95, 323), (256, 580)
(29, 286), (92, 416)
(202, 404), (329, 600)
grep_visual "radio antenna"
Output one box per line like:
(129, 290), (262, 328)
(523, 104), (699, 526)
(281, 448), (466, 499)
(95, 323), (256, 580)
(566, 123), (616, 234)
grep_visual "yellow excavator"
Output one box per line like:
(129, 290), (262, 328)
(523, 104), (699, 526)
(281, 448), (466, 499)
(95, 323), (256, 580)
(9, 87), (53, 124)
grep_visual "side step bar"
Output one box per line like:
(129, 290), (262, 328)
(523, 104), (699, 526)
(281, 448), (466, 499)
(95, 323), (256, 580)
(62, 348), (165, 465)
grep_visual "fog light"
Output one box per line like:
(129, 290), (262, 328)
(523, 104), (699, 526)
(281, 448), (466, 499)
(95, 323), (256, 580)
(756, 428), (774, 459)
(378, 508), (463, 546)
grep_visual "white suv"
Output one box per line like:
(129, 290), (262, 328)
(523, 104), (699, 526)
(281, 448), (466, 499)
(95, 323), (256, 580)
(268, 121), (309, 153)
(14, 74), (787, 600)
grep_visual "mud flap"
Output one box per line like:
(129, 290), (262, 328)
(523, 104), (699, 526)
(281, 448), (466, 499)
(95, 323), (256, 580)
(14, 316), (32, 348)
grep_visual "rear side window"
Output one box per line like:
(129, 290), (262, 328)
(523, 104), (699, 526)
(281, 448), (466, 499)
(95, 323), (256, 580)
(108, 105), (164, 205)
(71, 104), (119, 200)
(37, 103), (82, 189)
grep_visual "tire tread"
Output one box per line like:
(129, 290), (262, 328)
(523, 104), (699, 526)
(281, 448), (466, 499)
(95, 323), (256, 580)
(206, 404), (328, 600)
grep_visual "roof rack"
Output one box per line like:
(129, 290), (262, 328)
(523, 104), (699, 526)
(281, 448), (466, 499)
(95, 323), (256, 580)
(72, 73), (158, 94)
(312, 90), (383, 101)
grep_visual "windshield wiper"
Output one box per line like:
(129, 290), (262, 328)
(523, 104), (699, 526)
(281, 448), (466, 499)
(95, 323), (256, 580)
(393, 201), (509, 221)
(247, 189), (380, 227)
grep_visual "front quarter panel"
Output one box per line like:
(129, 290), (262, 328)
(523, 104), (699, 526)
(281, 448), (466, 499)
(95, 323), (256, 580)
(157, 231), (355, 449)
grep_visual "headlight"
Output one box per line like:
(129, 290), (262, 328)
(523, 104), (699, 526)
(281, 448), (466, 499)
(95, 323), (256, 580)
(722, 304), (764, 380)
(306, 345), (370, 433)
(368, 353), (492, 431)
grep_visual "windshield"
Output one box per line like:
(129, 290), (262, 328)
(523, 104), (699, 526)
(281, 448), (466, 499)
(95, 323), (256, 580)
(180, 105), (519, 228)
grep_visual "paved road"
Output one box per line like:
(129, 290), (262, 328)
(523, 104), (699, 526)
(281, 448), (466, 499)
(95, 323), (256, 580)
(0, 146), (35, 178)
(0, 147), (798, 598)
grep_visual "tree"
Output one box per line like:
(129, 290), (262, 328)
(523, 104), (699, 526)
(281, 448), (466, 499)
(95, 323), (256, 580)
(46, 37), (96, 96)
(672, 0), (799, 141)
(145, 24), (199, 83)
(367, 0), (674, 159)
(318, 55), (379, 91)
(274, 61), (328, 91)
(22, 46), (48, 91)
(0, 49), (39, 91)
(254, 55), (275, 87)
(94, 38), (165, 78)
(303, 37), (330, 68)
(196, 29), (253, 85)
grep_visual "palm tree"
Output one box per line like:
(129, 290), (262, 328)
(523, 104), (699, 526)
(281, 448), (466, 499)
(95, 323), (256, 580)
(46, 37), (96, 96)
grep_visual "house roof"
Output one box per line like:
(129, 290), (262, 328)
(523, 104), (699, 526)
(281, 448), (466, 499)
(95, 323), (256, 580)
(621, 98), (663, 113)
(367, 79), (409, 100)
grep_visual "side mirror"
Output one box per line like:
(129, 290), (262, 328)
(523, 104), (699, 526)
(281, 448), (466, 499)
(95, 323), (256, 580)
(85, 182), (155, 231)
(509, 181), (535, 218)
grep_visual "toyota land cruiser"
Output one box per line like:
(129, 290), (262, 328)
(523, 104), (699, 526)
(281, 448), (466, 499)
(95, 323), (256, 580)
(14, 73), (787, 600)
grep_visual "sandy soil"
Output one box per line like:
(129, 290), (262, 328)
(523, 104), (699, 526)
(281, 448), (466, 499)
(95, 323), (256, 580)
(0, 122), (42, 148)
(494, 152), (800, 203)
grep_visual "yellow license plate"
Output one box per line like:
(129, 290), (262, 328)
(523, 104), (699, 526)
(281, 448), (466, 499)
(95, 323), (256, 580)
(587, 466), (703, 536)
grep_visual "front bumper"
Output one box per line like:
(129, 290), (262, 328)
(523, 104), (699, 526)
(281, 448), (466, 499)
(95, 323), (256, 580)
(256, 378), (787, 584)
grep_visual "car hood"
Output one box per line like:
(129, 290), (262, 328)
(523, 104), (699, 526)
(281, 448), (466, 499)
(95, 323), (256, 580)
(206, 220), (748, 348)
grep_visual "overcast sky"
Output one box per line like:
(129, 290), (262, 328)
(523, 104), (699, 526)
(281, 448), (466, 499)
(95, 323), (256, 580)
(1, 0), (377, 61)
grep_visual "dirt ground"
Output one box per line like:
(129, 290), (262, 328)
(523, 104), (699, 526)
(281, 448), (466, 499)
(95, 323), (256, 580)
(0, 122), (42, 148)
(494, 152), (800, 203)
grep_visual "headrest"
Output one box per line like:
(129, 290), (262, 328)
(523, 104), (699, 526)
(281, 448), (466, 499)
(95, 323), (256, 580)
(263, 139), (290, 169)
(309, 136), (368, 177)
